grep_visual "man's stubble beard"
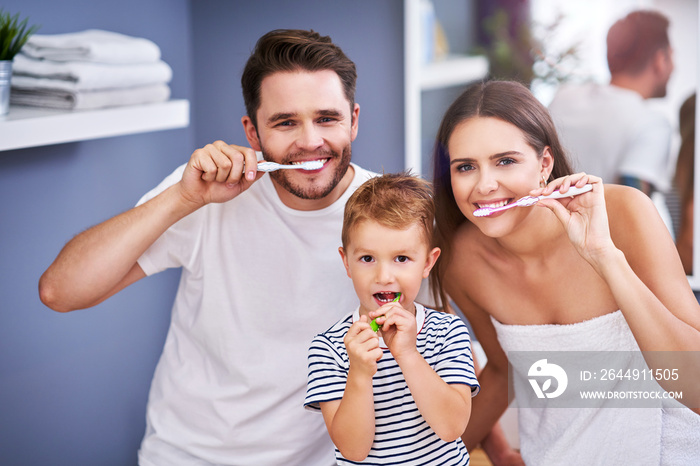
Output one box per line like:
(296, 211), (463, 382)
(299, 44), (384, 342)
(263, 145), (352, 200)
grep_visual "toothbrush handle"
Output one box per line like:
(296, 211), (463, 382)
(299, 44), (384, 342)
(541, 184), (593, 200)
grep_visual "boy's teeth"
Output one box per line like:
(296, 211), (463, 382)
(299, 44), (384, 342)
(374, 292), (398, 302)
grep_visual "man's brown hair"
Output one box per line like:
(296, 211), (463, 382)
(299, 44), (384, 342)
(607, 10), (670, 76)
(241, 29), (357, 128)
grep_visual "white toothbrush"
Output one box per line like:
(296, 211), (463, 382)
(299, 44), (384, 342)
(256, 160), (324, 172)
(473, 184), (593, 217)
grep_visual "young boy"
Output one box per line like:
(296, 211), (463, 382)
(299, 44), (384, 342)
(305, 173), (480, 465)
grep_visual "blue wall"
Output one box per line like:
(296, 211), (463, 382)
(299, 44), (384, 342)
(0, 1), (403, 464)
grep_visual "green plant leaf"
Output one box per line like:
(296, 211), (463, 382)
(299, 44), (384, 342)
(0, 9), (39, 61)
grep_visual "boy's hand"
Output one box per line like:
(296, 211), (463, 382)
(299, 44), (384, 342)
(369, 303), (417, 360)
(344, 316), (383, 379)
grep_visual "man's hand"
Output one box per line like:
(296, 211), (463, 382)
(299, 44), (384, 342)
(178, 140), (264, 207)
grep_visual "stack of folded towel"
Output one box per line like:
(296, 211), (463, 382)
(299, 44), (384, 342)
(11, 29), (172, 110)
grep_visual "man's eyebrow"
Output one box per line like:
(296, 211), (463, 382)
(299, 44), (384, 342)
(267, 112), (296, 124)
(318, 109), (343, 118)
(266, 109), (344, 125)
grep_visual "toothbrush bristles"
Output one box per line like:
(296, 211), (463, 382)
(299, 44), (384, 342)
(301, 160), (324, 170)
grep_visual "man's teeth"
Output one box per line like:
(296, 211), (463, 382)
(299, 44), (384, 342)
(291, 158), (328, 166)
(477, 200), (510, 209)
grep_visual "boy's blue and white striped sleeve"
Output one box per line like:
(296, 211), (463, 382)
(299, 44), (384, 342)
(429, 315), (480, 395)
(304, 318), (351, 411)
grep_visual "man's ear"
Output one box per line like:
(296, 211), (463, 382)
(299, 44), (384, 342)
(242, 116), (262, 151)
(422, 247), (441, 278)
(652, 47), (673, 81)
(350, 103), (360, 142)
(338, 247), (351, 278)
(652, 48), (667, 71)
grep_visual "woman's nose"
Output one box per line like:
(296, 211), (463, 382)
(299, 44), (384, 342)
(476, 169), (498, 195)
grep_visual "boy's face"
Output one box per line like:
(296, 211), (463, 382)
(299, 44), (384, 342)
(242, 70), (359, 210)
(339, 220), (440, 317)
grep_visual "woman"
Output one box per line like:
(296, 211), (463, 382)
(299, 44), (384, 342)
(430, 80), (700, 465)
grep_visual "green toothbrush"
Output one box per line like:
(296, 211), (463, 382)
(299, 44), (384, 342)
(370, 293), (400, 332)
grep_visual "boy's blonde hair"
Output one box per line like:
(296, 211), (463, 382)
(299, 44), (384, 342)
(342, 172), (435, 248)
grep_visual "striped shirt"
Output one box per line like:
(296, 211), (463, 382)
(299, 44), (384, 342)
(305, 303), (479, 465)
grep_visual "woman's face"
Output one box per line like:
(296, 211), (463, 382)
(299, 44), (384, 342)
(447, 116), (552, 237)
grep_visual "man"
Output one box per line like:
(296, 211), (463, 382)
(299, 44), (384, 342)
(548, 10), (674, 199)
(39, 29), (375, 465)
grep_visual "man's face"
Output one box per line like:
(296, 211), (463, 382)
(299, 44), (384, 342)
(653, 46), (674, 98)
(244, 70), (359, 210)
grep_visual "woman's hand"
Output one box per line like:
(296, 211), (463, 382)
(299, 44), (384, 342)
(532, 173), (618, 265)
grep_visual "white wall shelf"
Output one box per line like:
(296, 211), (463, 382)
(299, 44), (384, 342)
(404, 0), (488, 175)
(420, 55), (489, 91)
(0, 99), (189, 151)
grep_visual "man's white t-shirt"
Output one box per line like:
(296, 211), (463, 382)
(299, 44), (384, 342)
(136, 163), (375, 466)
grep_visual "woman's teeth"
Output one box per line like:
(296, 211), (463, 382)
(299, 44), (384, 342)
(476, 199), (510, 209)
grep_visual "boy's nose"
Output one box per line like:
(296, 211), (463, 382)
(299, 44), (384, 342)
(375, 263), (395, 285)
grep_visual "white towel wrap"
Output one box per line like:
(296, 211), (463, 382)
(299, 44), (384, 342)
(490, 310), (700, 465)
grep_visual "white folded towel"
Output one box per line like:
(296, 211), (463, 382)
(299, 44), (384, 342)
(12, 54), (172, 91)
(10, 84), (171, 110)
(21, 29), (161, 64)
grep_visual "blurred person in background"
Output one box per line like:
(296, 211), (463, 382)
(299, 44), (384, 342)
(548, 10), (675, 232)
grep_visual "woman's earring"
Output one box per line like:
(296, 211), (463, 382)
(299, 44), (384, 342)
(540, 175), (548, 188)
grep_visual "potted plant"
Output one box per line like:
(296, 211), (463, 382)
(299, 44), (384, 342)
(0, 9), (39, 115)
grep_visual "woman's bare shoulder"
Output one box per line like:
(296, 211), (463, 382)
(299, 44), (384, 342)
(604, 184), (654, 211)
(604, 184), (681, 272)
(604, 184), (665, 238)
